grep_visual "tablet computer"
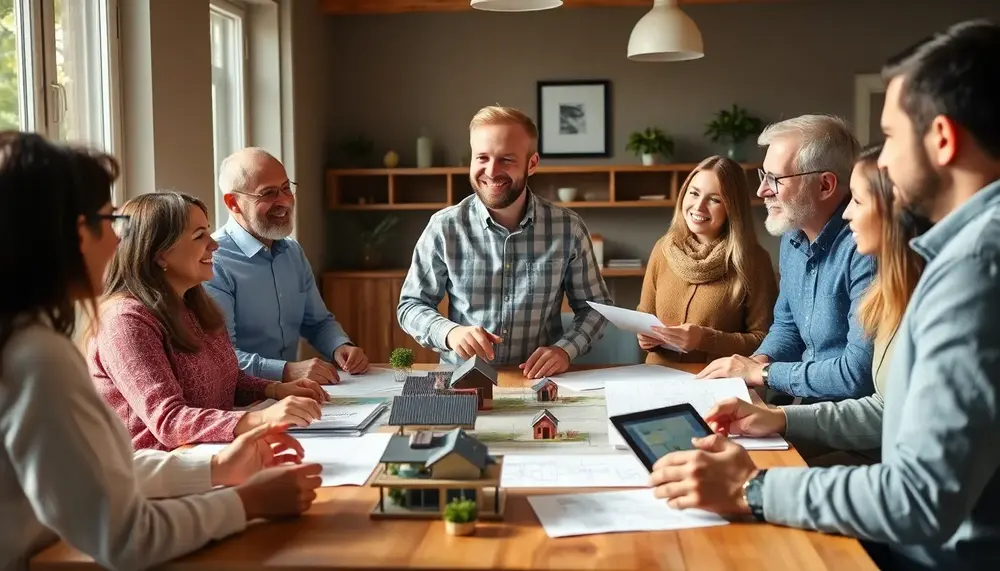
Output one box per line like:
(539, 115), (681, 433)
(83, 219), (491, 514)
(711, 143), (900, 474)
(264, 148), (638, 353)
(609, 403), (713, 471)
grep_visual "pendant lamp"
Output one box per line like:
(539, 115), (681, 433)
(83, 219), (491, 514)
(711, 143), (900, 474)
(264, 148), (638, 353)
(470, 0), (563, 11)
(628, 0), (704, 62)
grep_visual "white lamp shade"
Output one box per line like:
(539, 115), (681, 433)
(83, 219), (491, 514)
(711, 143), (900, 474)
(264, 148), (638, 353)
(628, 0), (704, 62)
(471, 0), (563, 11)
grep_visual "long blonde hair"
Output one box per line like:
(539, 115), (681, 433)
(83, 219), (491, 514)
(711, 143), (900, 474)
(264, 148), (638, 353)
(855, 144), (927, 341)
(664, 155), (760, 303)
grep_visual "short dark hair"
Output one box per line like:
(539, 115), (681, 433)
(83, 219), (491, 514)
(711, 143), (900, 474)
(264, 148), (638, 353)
(0, 131), (118, 359)
(882, 19), (1000, 158)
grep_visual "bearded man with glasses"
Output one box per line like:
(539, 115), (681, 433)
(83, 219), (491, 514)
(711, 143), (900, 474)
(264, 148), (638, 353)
(205, 147), (370, 387)
(698, 114), (876, 411)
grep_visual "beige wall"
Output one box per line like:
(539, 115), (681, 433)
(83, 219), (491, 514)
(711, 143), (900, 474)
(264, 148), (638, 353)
(319, 0), (1000, 307)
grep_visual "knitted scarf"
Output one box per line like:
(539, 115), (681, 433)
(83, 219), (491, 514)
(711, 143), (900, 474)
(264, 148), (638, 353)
(663, 234), (729, 284)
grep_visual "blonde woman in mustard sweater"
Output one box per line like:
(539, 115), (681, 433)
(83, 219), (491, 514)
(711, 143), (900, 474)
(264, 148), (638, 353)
(637, 155), (778, 364)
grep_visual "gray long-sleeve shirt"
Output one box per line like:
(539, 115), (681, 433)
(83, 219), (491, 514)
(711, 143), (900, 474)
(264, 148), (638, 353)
(762, 179), (1000, 570)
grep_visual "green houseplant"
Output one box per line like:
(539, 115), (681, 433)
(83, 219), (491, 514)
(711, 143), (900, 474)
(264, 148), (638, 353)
(359, 215), (399, 269)
(704, 104), (764, 161)
(389, 348), (415, 382)
(626, 127), (674, 166)
(443, 497), (478, 536)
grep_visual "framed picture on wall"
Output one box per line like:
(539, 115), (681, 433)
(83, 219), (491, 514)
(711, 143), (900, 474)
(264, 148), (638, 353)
(536, 80), (611, 158)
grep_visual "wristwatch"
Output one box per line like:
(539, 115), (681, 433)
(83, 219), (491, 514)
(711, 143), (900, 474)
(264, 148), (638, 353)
(742, 469), (767, 522)
(760, 363), (771, 388)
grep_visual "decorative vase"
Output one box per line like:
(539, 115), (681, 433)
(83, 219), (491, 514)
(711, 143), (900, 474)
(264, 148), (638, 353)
(641, 153), (656, 166)
(416, 132), (433, 169)
(726, 141), (742, 162)
(445, 521), (476, 536)
(383, 150), (399, 168)
(393, 367), (411, 382)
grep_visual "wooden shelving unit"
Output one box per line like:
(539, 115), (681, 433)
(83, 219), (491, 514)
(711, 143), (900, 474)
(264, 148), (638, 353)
(326, 163), (763, 211)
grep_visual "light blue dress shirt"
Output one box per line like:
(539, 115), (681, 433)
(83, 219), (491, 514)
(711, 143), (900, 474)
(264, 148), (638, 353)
(755, 199), (876, 399)
(205, 219), (352, 380)
(763, 179), (1000, 570)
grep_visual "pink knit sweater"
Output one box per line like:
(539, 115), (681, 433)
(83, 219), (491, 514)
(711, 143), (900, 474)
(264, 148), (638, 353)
(87, 296), (273, 451)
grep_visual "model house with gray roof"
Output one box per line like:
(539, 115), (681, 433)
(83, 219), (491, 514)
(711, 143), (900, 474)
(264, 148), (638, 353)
(386, 394), (478, 433)
(369, 428), (506, 520)
(449, 356), (499, 410)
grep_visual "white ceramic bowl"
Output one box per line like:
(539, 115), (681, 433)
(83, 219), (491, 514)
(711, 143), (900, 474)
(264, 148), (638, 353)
(557, 187), (578, 202)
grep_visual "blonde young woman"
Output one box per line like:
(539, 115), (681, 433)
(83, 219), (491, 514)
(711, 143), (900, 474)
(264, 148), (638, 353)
(636, 155), (778, 364)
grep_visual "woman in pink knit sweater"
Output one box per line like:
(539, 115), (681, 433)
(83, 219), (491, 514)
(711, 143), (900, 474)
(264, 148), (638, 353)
(88, 192), (327, 451)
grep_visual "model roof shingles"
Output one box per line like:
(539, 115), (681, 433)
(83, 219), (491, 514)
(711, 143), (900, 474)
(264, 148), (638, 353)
(531, 409), (559, 426)
(387, 394), (478, 427)
(451, 356), (498, 387)
(379, 428), (492, 469)
(401, 376), (436, 395)
(530, 378), (555, 392)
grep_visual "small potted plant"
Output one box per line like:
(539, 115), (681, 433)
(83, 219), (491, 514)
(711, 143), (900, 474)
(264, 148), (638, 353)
(704, 104), (764, 162)
(626, 127), (674, 166)
(389, 347), (414, 382)
(443, 497), (477, 536)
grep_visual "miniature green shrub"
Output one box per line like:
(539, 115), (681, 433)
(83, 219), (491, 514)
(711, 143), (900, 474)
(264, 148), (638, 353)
(443, 498), (477, 523)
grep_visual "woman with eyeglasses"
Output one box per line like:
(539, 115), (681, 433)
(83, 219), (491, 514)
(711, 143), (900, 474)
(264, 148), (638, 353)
(636, 155), (778, 364)
(0, 132), (322, 571)
(86, 191), (327, 452)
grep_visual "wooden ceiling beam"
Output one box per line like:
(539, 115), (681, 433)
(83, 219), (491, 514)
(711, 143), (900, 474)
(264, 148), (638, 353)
(320, 0), (791, 16)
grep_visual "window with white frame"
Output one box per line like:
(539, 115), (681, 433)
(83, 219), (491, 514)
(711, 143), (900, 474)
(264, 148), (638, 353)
(210, 0), (247, 229)
(0, 0), (122, 199)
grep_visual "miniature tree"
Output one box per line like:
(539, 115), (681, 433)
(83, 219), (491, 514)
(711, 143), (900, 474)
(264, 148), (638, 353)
(443, 498), (478, 536)
(389, 347), (415, 382)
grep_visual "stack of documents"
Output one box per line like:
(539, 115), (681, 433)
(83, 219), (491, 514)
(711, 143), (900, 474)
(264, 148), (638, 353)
(289, 397), (387, 435)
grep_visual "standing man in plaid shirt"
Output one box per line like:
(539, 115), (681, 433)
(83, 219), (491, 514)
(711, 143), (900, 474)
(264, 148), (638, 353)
(397, 106), (612, 379)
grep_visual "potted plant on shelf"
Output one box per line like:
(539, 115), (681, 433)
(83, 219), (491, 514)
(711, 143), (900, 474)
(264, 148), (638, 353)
(359, 215), (399, 270)
(443, 498), (477, 536)
(626, 127), (674, 166)
(704, 104), (764, 162)
(389, 348), (414, 382)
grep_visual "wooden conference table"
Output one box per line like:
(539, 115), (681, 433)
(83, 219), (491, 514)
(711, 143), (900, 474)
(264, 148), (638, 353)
(31, 363), (877, 570)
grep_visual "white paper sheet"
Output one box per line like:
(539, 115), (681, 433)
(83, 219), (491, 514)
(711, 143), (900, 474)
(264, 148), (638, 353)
(181, 432), (393, 487)
(586, 302), (684, 352)
(548, 364), (696, 392)
(322, 366), (408, 396)
(605, 379), (788, 451)
(527, 489), (729, 537)
(500, 454), (649, 488)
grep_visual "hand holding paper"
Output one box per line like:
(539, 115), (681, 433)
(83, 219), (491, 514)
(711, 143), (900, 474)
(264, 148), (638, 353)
(587, 302), (686, 353)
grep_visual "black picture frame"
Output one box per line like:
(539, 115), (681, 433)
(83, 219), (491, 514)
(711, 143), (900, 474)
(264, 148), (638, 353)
(536, 79), (611, 159)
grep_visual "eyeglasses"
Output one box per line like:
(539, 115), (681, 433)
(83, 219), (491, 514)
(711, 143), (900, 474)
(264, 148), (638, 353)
(232, 181), (297, 202)
(94, 213), (131, 238)
(757, 168), (826, 191)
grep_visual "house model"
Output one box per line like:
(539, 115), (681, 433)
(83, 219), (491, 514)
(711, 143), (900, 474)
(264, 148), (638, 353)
(531, 378), (558, 402)
(449, 356), (498, 410)
(531, 409), (559, 440)
(386, 394), (478, 434)
(369, 428), (505, 520)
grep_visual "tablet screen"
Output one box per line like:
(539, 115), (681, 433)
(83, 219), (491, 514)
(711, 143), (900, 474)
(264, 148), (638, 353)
(611, 404), (712, 471)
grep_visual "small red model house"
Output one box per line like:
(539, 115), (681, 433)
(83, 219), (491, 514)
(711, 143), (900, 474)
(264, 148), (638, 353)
(531, 378), (558, 402)
(531, 409), (559, 440)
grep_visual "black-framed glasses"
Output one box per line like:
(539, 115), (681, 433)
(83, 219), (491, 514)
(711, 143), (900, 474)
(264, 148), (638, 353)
(94, 214), (131, 238)
(757, 168), (826, 191)
(232, 181), (297, 202)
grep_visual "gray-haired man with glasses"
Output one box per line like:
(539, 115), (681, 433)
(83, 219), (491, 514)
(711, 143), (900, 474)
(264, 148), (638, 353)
(698, 114), (875, 406)
(205, 147), (370, 387)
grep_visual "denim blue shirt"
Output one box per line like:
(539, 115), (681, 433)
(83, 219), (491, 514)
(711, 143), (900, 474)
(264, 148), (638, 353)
(755, 199), (876, 399)
(763, 179), (1000, 570)
(204, 219), (351, 380)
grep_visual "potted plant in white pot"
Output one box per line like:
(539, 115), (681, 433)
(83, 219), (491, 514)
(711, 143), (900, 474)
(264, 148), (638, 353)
(704, 104), (764, 162)
(443, 497), (477, 536)
(389, 348), (414, 382)
(626, 127), (674, 166)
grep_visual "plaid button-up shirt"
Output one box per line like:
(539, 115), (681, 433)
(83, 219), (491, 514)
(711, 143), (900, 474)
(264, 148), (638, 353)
(397, 191), (612, 365)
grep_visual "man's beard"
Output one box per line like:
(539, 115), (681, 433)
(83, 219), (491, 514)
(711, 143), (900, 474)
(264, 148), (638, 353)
(244, 201), (294, 241)
(471, 169), (528, 210)
(894, 147), (942, 224)
(763, 188), (815, 236)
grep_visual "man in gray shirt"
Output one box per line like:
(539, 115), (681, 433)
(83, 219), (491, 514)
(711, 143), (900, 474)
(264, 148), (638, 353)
(646, 19), (1000, 571)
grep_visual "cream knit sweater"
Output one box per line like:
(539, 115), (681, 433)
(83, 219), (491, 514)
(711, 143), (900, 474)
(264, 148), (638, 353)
(0, 321), (247, 571)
